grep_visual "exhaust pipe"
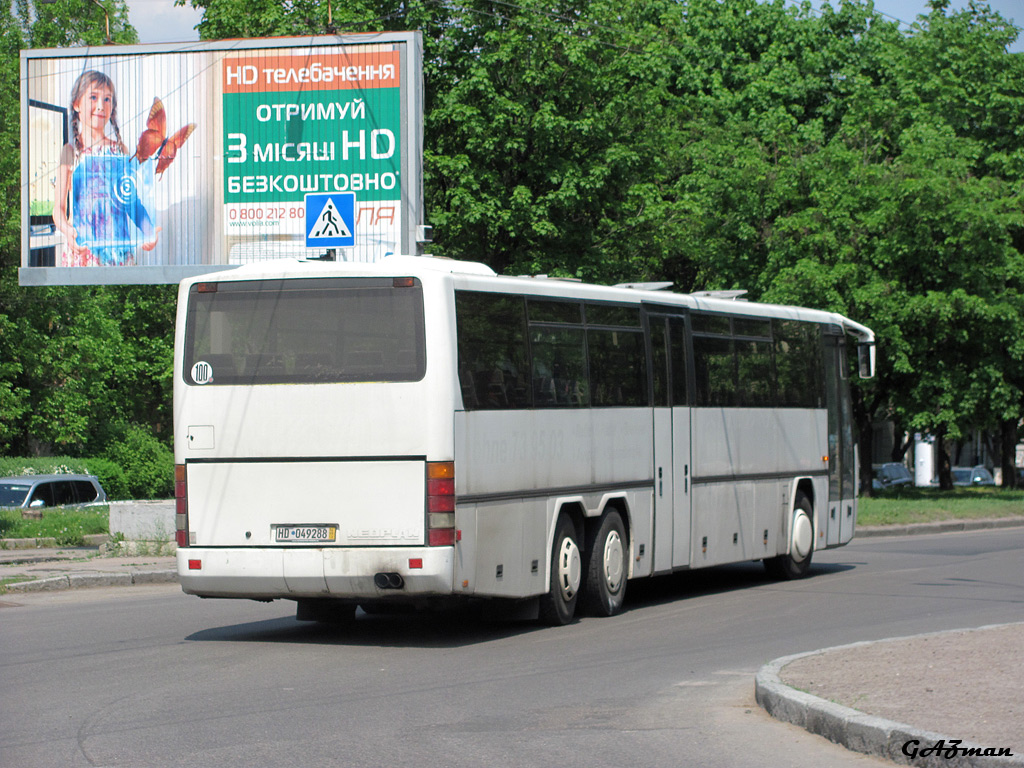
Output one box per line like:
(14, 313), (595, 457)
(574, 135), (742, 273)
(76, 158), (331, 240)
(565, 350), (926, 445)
(374, 572), (405, 590)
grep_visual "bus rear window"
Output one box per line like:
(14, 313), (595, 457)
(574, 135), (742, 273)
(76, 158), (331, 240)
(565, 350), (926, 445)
(183, 277), (426, 385)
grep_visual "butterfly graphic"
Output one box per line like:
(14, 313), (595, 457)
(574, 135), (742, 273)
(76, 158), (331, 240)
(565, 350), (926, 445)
(134, 97), (196, 176)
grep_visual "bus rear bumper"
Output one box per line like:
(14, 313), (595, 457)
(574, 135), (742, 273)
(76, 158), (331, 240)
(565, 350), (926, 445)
(177, 546), (455, 599)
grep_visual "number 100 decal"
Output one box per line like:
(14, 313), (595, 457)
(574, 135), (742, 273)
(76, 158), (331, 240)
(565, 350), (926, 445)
(191, 361), (213, 384)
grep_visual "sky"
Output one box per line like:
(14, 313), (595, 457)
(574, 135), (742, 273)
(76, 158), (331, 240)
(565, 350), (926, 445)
(125, 0), (1022, 49)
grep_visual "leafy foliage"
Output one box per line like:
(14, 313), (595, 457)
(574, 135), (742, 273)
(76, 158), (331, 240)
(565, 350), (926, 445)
(102, 424), (173, 499)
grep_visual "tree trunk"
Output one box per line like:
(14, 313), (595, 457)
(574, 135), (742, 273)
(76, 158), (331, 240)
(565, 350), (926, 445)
(1000, 418), (1018, 489)
(936, 429), (954, 490)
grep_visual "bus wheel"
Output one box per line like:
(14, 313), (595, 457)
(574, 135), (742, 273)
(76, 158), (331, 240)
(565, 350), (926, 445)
(539, 515), (581, 625)
(582, 510), (627, 617)
(765, 492), (814, 580)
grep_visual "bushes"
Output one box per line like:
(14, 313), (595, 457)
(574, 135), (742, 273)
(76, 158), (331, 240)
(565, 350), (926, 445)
(103, 425), (173, 500)
(0, 426), (172, 500)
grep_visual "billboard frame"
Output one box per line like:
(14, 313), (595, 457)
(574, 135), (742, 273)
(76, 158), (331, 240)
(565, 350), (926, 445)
(20, 31), (425, 286)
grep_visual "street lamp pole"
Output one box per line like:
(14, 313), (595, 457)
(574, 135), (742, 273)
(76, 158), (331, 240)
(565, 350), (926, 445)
(90, 0), (112, 44)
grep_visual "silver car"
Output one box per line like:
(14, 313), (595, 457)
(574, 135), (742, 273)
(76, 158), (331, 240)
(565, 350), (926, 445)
(0, 474), (107, 510)
(951, 466), (996, 487)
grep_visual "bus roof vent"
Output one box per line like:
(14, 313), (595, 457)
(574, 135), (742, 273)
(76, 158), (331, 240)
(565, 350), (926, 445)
(691, 290), (748, 301)
(614, 281), (674, 291)
(524, 274), (583, 283)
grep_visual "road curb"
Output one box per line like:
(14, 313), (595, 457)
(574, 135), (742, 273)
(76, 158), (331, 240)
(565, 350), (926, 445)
(0, 534), (109, 549)
(4, 568), (178, 593)
(856, 517), (1024, 537)
(755, 625), (1024, 768)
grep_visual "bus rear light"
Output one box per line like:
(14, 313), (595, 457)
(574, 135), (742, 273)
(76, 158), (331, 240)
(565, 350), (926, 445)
(429, 512), (455, 529)
(428, 528), (456, 547)
(427, 477), (454, 495)
(393, 276), (415, 288)
(426, 461), (456, 546)
(409, 558), (423, 569)
(188, 559), (202, 570)
(427, 461), (454, 479)
(175, 464), (189, 548)
(196, 282), (218, 293)
(427, 495), (455, 513)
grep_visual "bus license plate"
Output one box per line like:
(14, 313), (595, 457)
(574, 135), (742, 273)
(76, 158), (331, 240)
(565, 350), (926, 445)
(275, 525), (337, 543)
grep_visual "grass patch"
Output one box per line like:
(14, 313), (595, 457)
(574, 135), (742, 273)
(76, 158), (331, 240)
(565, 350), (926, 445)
(859, 488), (1024, 526)
(0, 576), (35, 594)
(0, 505), (109, 546)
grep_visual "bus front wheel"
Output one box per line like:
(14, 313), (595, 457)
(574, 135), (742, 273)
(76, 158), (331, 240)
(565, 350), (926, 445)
(764, 492), (814, 580)
(539, 515), (581, 625)
(582, 510), (627, 617)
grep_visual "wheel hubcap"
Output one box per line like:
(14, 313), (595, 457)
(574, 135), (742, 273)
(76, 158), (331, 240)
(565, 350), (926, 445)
(603, 531), (624, 593)
(557, 537), (581, 601)
(792, 510), (812, 561)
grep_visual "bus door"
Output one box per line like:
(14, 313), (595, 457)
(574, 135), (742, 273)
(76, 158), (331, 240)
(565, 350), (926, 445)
(824, 333), (856, 545)
(648, 312), (692, 573)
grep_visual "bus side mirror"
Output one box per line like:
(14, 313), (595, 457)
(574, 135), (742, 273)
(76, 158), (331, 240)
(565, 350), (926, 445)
(857, 342), (875, 379)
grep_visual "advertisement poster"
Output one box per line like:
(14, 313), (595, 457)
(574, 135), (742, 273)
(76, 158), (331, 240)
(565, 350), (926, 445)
(20, 33), (423, 286)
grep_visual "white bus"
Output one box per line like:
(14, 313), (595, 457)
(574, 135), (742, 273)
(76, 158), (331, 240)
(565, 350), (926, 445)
(174, 255), (874, 624)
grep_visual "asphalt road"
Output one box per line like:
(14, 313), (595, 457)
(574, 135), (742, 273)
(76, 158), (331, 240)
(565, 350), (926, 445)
(2, 527), (1022, 768)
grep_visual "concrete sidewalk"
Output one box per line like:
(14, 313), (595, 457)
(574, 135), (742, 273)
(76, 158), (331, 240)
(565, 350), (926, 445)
(757, 623), (1024, 768)
(0, 543), (177, 592)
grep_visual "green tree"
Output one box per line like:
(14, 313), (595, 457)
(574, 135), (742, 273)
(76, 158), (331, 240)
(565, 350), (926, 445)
(701, 1), (1024, 489)
(421, 0), (687, 283)
(0, 0), (174, 458)
(17, 0), (137, 47)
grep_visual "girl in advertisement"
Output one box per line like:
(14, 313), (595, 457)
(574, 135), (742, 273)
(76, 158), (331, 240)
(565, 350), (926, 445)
(53, 70), (160, 267)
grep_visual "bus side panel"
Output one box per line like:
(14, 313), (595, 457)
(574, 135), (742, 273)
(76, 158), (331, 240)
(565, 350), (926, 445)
(691, 408), (827, 479)
(691, 408), (827, 567)
(454, 409), (654, 597)
(458, 498), (550, 598)
(186, 460), (426, 547)
(455, 409), (653, 496)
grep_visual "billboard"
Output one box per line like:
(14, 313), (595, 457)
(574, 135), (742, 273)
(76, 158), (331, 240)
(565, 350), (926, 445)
(20, 32), (424, 286)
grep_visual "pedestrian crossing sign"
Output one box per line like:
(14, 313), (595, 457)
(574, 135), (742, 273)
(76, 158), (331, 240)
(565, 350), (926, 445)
(305, 192), (356, 248)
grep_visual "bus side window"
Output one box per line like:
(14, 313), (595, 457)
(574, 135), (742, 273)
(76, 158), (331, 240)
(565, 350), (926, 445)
(649, 319), (669, 407)
(775, 320), (824, 408)
(530, 327), (588, 408)
(455, 292), (530, 410)
(588, 328), (646, 406)
(694, 337), (736, 407)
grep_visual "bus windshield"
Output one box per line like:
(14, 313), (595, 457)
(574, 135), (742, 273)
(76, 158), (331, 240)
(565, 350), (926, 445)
(182, 277), (426, 386)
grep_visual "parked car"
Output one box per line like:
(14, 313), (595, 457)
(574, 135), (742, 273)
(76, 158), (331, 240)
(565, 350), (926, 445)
(872, 462), (914, 491)
(0, 474), (107, 510)
(951, 466), (996, 487)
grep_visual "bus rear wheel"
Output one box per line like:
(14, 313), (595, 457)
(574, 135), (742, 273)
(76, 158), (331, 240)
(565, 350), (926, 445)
(539, 514), (581, 625)
(582, 510), (627, 617)
(764, 492), (814, 580)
